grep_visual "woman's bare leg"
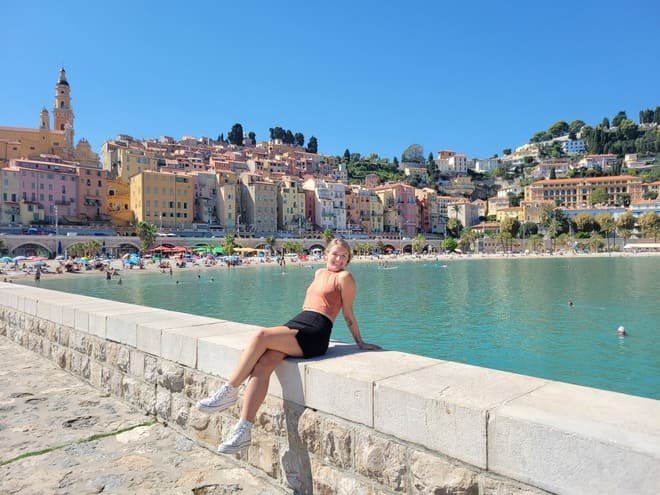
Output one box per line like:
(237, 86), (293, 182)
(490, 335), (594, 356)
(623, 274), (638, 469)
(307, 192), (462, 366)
(241, 350), (287, 422)
(227, 326), (303, 387)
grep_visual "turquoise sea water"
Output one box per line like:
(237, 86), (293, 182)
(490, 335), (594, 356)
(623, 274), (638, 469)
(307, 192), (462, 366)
(26, 256), (659, 399)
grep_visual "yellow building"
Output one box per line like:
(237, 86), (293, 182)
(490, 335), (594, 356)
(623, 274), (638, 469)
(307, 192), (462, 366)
(216, 170), (238, 231)
(240, 174), (278, 234)
(496, 206), (524, 223)
(524, 175), (643, 206)
(130, 171), (193, 229)
(0, 68), (98, 168)
(278, 177), (305, 233)
(346, 185), (383, 235)
(106, 178), (133, 227)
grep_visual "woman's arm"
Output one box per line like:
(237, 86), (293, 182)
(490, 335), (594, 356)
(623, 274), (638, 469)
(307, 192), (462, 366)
(339, 272), (381, 351)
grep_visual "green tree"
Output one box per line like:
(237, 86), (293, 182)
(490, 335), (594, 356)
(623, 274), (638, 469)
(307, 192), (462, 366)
(638, 212), (659, 241)
(574, 214), (596, 234)
(228, 123), (244, 146)
(495, 231), (513, 252)
(221, 234), (237, 255)
(569, 120), (586, 134)
(265, 235), (277, 255)
(247, 131), (256, 144)
(616, 211), (635, 244)
(412, 234), (426, 254)
(441, 238), (458, 252)
(446, 218), (463, 238)
(343, 149), (351, 163)
(306, 136), (318, 154)
(282, 241), (303, 254)
(500, 217), (521, 239)
(590, 188), (610, 205)
(528, 234), (544, 253)
(549, 120), (569, 137)
(595, 213), (616, 252)
(294, 132), (304, 147)
(136, 221), (157, 253)
(284, 130), (295, 145)
(401, 144), (424, 163)
(588, 234), (604, 253)
(84, 240), (101, 258)
(322, 229), (334, 245)
(458, 229), (478, 253)
(427, 153), (438, 185)
(612, 111), (628, 127)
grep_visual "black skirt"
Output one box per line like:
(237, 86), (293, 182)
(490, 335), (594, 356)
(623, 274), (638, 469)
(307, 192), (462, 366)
(284, 310), (333, 358)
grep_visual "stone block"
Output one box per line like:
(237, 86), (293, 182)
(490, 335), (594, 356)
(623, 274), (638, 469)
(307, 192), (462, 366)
(322, 417), (353, 470)
(409, 449), (479, 494)
(355, 430), (408, 492)
(306, 350), (438, 427)
(160, 319), (234, 368)
(157, 361), (185, 393)
(62, 301), (99, 329)
(311, 458), (386, 495)
(83, 302), (154, 339)
(374, 361), (546, 469)
(196, 322), (261, 378)
(106, 309), (167, 347)
(136, 313), (219, 357)
(35, 292), (81, 321)
(488, 381), (660, 495)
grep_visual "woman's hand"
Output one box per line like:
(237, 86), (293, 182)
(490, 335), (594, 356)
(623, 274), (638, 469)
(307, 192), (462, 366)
(357, 341), (381, 351)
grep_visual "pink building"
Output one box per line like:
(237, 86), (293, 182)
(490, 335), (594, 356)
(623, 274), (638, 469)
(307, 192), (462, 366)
(10, 158), (79, 222)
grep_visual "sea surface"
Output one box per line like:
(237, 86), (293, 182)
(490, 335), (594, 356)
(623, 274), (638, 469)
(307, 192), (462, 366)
(27, 256), (660, 399)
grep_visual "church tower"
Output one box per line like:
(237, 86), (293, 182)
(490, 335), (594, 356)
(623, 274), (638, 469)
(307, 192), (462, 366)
(53, 67), (74, 147)
(39, 107), (50, 130)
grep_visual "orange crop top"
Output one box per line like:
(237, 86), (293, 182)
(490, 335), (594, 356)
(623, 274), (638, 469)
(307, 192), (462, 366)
(302, 269), (343, 321)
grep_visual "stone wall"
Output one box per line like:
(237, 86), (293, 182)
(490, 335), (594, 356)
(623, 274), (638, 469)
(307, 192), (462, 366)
(1, 282), (658, 494)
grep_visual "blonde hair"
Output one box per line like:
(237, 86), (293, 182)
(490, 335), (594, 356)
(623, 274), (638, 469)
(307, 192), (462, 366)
(325, 238), (352, 264)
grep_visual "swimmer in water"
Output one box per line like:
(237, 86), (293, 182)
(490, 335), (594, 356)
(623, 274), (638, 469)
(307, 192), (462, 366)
(616, 325), (626, 336)
(568, 300), (574, 308)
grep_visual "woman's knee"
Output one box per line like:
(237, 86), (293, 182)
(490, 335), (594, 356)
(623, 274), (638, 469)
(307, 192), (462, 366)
(252, 351), (283, 376)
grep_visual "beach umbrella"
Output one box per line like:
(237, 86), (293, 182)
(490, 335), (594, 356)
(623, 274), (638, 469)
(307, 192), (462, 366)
(0, 256), (12, 263)
(212, 246), (224, 254)
(34, 260), (47, 266)
(13, 256), (27, 261)
(28, 256), (48, 261)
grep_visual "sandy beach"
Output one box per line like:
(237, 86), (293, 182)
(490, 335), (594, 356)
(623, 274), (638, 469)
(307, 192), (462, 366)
(5, 248), (659, 285)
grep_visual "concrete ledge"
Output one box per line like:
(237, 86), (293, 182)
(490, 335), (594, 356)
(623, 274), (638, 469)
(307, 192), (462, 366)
(489, 381), (660, 494)
(1, 282), (659, 495)
(374, 361), (547, 469)
(305, 350), (439, 427)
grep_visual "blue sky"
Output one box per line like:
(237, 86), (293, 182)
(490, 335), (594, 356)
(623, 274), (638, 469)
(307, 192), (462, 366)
(3, 1), (658, 161)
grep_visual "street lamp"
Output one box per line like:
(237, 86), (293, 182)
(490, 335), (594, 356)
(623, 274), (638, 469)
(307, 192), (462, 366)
(54, 205), (58, 236)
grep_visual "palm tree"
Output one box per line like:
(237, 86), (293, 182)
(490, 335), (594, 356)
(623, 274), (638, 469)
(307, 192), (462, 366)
(412, 234), (426, 254)
(322, 229), (334, 245)
(136, 221), (157, 253)
(265, 235), (277, 255)
(221, 234), (237, 255)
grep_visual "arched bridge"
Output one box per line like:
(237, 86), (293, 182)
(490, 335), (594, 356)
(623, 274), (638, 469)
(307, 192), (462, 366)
(1, 234), (443, 258)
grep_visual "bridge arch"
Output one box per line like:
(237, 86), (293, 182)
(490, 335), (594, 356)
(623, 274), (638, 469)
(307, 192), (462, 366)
(11, 242), (52, 257)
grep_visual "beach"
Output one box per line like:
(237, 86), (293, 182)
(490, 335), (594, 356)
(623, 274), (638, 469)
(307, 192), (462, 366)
(6, 248), (659, 285)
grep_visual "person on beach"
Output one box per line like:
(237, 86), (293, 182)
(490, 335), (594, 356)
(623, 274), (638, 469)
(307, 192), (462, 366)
(197, 238), (381, 454)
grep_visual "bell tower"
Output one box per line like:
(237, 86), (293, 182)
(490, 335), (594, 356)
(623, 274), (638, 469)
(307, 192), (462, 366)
(53, 67), (74, 145)
(39, 107), (50, 130)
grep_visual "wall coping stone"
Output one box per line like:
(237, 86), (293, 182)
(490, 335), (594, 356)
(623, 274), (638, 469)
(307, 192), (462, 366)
(1, 282), (658, 494)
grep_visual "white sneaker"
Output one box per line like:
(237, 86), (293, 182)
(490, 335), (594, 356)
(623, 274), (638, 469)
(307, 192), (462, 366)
(197, 384), (238, 413)
(217, 420), (252, 454)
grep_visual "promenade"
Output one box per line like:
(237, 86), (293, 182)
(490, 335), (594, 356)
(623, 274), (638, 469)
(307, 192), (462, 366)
(0, 336), (286, 495)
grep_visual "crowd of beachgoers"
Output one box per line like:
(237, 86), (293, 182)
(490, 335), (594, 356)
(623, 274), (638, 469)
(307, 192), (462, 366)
(2, 247), (658, 285)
